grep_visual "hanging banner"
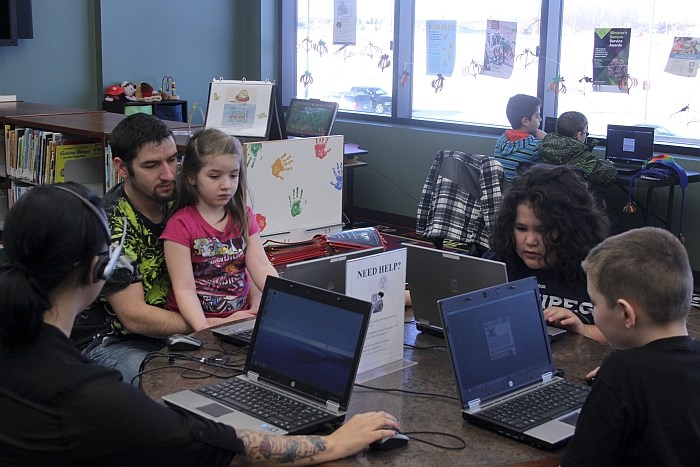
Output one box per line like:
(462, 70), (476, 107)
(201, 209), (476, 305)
(482, 20), (517, 79)
(426, 20), (457, 77)
(333, 0), (357, 45)
(592, 28), (631, 92)
(664, 37), (700, 77)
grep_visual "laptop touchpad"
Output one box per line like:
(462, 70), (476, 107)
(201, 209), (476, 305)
(559, 411), (579, 427)
(198, 403), (233, 417)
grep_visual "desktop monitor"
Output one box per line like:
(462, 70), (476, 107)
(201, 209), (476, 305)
(285, 98), (338, 138)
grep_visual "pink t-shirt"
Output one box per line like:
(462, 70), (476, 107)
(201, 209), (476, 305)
(160, 204), (260, 317)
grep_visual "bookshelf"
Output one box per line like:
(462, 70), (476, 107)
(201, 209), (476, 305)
(1, 106), (197, 229)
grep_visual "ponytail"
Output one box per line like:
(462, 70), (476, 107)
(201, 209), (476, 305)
(0, 265), (52, 350)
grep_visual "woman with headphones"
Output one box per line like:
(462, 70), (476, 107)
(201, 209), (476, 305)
(0, 182), (399, 465)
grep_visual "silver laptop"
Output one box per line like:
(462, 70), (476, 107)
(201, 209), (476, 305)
(211, 316), (257, 346)
(406, 244), (566, 341)
(283, 247), (384, 293)
(163, 276), (372, 434)
(439, 277), (590, 450)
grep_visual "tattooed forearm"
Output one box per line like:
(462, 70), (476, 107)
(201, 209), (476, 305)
(235, 430), (329, 464)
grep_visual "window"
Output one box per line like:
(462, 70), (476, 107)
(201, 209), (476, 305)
(410, 1), (541, 127)
(557, 0), (700, 146)
(283, 0), (700, 149)
(294, 0), (395, 115)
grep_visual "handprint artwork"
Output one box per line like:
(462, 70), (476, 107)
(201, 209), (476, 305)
(271, 153), (293, 179)
(330, 162), (343, 190)
(246, 143), (263, 168)
(314, 137), (332, 160)
(288, 187), (306, 217)
(255, 212), (267, 232)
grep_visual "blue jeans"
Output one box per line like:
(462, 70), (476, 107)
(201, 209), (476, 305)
(83, 335), (163, 386)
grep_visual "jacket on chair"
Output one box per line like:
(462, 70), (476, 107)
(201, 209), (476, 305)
(416, 150), (505, 251)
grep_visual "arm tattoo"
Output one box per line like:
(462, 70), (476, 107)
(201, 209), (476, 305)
(236, 430), (328, 464)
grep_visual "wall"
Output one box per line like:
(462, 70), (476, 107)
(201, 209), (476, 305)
(0, 0), (99, 109)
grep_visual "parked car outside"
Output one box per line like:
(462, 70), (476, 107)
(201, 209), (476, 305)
(323, 92), (373, 112)
(350, 86), (392, 114)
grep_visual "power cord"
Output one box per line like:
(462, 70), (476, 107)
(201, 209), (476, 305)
(354, 382), (459, 401)
(400, 431), (466, 450)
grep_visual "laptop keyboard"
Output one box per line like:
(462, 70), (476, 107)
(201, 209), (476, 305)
(479, 380), (590, 430)
(197, 378), (332, 431)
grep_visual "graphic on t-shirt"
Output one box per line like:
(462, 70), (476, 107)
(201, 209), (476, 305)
(484, 317), (516, 361)
(191, 236), (249, 315)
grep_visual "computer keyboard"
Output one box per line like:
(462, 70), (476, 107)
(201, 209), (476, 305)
(197, 378), (331, 431)
(480, 380), (590, 430)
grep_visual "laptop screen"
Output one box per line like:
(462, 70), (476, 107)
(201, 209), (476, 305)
(543, 116), (558, 134)
(283, 247), (383, 293)
(439, 277), (555, 405)
(246, 277), (370, 405)
(285, 98), (339, 137)
(605, 124), (655, 164)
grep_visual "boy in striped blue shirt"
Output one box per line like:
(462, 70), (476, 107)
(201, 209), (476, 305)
(494, 94), (546, 181)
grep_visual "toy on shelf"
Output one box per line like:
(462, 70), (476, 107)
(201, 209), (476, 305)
(104, 84), (125, 102)
(121, 81), (136, 101)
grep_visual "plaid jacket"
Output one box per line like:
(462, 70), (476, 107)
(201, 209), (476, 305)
(416, 150), (505, 250)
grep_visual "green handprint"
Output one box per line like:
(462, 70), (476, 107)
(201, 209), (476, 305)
(288, 187), (306, 217)
(246, 143), (263, 168)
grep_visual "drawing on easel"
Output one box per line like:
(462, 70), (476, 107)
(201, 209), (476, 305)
(205, 80), (285, 140)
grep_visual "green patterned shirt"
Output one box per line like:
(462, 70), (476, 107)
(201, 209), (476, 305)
(97, 183), (171, 335)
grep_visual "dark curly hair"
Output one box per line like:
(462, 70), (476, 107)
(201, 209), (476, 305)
(490, 164), (609, 284)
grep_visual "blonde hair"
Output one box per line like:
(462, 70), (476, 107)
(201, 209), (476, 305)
(582, 227), (692, 323)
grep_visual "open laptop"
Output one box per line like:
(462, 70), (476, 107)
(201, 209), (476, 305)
(285, 98), (338, 138)
(212, 247), (383, 346)
(543, 116), (558, 134)
(406, 244), (566, 341)
(164, 276), (372, 434)
(605, 124), (655, 173)
(283, 247), (384, 293)
(439, 276), (590, 450)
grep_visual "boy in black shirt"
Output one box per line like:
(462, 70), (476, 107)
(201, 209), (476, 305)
(562, 227), (700, 466)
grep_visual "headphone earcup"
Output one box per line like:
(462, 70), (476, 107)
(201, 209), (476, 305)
(93, 255), (109, 284)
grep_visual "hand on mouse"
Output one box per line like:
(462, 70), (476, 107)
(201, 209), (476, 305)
(325, 411), (399, 459)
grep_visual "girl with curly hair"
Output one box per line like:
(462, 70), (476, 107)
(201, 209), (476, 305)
(489, 164), (609, 343)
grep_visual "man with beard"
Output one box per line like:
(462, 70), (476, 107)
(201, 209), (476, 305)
(76, 113), (201, 385)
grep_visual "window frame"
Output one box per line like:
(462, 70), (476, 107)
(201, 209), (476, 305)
(280, 0), (700, 155)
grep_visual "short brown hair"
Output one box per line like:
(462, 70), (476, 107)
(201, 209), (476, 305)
(582, 227), (692, 323)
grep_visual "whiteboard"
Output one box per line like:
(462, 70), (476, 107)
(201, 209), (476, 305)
(244, 135), (344, 242)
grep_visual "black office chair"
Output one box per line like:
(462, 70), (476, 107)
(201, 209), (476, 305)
(416, 150), (505, 255)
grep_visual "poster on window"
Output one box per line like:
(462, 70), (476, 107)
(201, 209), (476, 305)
(664, 37), (700, 77)
(481, 20), (517, 79)
(592, 28), (631, 92)
(426, 20), (456, 77)
(333, 0), (357, 45)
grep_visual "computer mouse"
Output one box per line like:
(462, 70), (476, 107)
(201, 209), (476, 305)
(166, 334), (202, 351)
(369, 431), (409, 451)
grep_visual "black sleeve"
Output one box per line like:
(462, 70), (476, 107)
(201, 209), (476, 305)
(61, 370), (245, 467)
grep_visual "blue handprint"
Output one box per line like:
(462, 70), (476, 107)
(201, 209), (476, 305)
(330, 162), (343, 190)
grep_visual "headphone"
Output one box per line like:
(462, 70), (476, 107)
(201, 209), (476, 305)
(51, 185), (127, 283)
